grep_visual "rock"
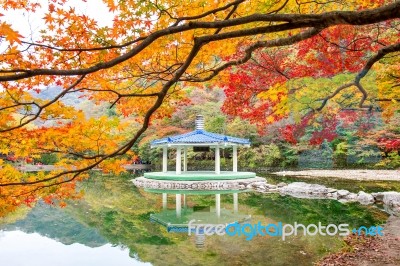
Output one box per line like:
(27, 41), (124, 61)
(343, 192), (358, 202)
(337, 190), (350, 198)
(327, 192), (338, 200)
(382, 192), (400, 216)
(251, 181), (267, 187)
(357, 191), (375, 205)
(265, 184), (277, 189)
(328, 188), (337, 193)
(279, 182), (329, 199)
(382, 192), (400, 205)
(277, 182), (287, 187)
(372, 192), (384, 202)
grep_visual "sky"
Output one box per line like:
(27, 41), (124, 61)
(0, 0), (116, 91)
(2, 0), (114, 39)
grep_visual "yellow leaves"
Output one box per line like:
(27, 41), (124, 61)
(0, 22), (23, 44)
(99, 158), (128, 175)
(257, 82), (290, 119)
(0, 145), (9, 155)
(0, 164), (22, 182)
(258, 83), (285, 101)
(312, 122), (320, 128)
(374, 60), (400, 120)
(31, 114), (132, 165)
(266, 116), (275, 123)
(116, 120), (131, 132)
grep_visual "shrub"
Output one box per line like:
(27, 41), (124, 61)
(38, 153), (58, 164)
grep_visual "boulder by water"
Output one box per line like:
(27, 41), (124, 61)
(357, 191), (375, 205)
(278, 182), (330, 199)
(277, 182), (376, 206)
(382, 192), (400, 216)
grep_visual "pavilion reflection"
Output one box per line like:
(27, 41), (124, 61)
(146, 189), (251, 248)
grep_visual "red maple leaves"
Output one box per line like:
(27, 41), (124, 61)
(222, 24), (388, 119)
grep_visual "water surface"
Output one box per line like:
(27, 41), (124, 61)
(0, 174), (390, 266)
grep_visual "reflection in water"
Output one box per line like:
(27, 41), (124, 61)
(0, 174), (390, 266)
(2, 202), (107, 247)
(195, 232), (205, 248)
(146, 189), (251, 249)
(0, 230), (150, 266)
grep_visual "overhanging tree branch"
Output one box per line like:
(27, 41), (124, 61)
(0, 1), (398, 81)
(316, 42), (400, 111)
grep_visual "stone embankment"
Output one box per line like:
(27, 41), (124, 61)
(248, 180), (400, 215)
(133, 175), (400, 216)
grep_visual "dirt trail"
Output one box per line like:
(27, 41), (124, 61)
(318, 216), (400, 266)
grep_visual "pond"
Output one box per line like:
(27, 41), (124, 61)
(0, 173), (392, 266)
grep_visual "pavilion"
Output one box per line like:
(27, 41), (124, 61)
(144, 115), (256, 181)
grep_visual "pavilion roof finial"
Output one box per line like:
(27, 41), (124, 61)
(195, 115), (204, 130)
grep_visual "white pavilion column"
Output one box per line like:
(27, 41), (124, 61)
(176, 147), (181, 174)
(216, 194), (221, 218)
(162, 146), (168, 173)
(162, 193), (167, 210)
(176, 194), (181, 218)
(183, 147), (188, 172)
(233, 146), (238, 172)
(215, 146), (220, 174)
(233, 193), (238, 214)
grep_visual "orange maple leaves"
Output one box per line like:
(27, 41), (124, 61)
(0, 21), (23, 44)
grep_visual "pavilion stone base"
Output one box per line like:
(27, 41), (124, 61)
(132, 175), (265, 190)
(143, 171), (256, 181)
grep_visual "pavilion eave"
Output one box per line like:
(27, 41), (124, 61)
(150, 142), (251, 148)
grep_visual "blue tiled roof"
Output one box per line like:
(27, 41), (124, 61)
(151, 130), (250, 146)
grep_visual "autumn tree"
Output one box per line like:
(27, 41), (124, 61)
(222, 13), (400, 130)
(0, 0), (400, 211)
